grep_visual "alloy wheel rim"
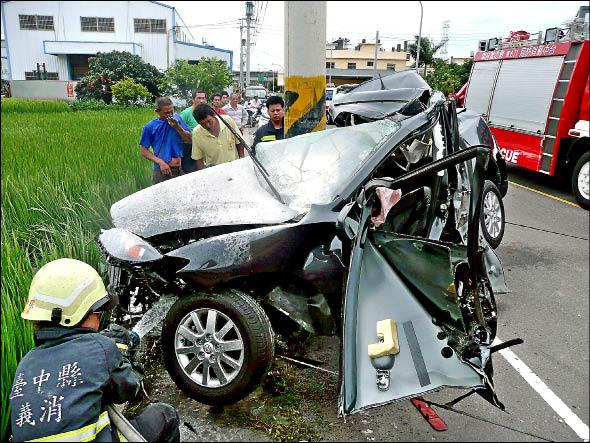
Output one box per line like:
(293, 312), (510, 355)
(483, 191), (503, 239)
(578, 161), (589, 201)
(175, 308), (244, 388)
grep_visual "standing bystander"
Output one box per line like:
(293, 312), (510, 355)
(221, 91), (230, 107)
(211, 93), (227, 115)
(178, 90), (207, 173)
(191, 104), (244, 170)
(140, 97), (192, 185)
(223, 92), (248, 133)
(179, 90), (207, 130)
(253, 95), (285, 148)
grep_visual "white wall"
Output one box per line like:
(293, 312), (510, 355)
(1, 1), (232, 81)
(2, 1), (69, 80)
(10, 79), (78, 99)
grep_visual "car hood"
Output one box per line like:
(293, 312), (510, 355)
(110, 158), (299, 238)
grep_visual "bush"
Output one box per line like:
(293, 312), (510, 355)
(112, 77), (152, 106)
(1, 98), (71, 114)
(75, 51), (164, 104)
(68, 99), (109, 111)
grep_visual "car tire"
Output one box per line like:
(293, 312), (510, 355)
(162, 290), (274, 405)
(572, 151), (590, 210)
(480, 180), (505, 249)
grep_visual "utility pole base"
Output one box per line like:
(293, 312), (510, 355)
(284, 75), (326, 137)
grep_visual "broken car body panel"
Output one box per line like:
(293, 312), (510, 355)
(332, 70), (432, 125)
(339, 143), (503, 416)
(110, 158), (299, 238)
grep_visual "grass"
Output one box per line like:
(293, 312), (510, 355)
(1, 98), (72, 113)
(1, 99), (155, 439)
(216, 360), (323, 441)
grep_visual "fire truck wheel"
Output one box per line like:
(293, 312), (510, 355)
(480, 180), (505, 249)
(572, 152), (590, 210)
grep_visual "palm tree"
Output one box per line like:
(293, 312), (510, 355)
(408, 36), (445, 76)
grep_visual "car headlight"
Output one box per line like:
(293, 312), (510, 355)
(99, 228), (163, 263)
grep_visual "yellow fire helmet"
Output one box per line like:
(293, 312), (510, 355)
(22, 258), (115, 327)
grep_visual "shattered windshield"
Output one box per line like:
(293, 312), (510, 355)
(255, 120), (401, 213)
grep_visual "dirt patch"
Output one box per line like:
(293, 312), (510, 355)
(128, 332), (350, 441)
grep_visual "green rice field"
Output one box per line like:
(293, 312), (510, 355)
(1, 99), (155, 439)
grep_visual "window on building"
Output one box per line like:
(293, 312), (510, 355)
(81, 17), (115, 32)
(367, 61), (374, 67)
(19, 15), (54, 31)
(387, 64), (396, 70)
(347, 62), (356, 69)
(134, 18), (166, 34)
(326, 62), (335, 68)
(25, 71), (59, 80)
(406, 54), (411, 61)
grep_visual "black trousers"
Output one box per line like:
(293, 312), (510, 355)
(129, 403), (180, 443)
(152, 166), (184, 185)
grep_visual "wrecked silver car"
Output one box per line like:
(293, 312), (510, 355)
(333, 71), (508, 248)
(98, 71), (511, 415)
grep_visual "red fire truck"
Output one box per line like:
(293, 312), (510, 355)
(458, 7), (590, 209)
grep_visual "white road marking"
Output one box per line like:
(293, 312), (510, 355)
(494, 337), (589, 442)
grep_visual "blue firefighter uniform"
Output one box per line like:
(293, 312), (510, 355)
(9, 326), (179, 442)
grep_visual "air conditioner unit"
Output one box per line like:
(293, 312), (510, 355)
(478, 40), (488, 51)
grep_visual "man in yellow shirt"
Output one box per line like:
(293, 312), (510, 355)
(191, 104), (245, 170)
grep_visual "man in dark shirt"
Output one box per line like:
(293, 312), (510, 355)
(253, 95), (285, 148)
(10, 258), (180, 443)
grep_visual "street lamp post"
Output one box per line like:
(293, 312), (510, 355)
(416, 1), (423, 75)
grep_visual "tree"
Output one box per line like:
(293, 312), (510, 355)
(408, 36), (445, 76)
(425, 59), (473, 96)
(159, 58), (232, 105)
(75, 51), (163, 104)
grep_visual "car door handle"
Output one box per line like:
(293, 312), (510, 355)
(368, 319), (400, 358)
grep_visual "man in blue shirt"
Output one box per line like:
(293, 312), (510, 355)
(140, 97), (192, 185)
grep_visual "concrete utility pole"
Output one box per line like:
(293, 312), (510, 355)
(284, 1), (327, 138)
(245, 1), (254, 88)
(373, 30), (379, 78)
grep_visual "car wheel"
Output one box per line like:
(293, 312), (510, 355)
(162, 290), (274, 405)
(572, 151), (590, 210)
(480, 180), (505, 249)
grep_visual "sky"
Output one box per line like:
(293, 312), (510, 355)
(163, 1), (587, 72)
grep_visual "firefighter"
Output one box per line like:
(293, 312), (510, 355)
(9, 258), (180, 442)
